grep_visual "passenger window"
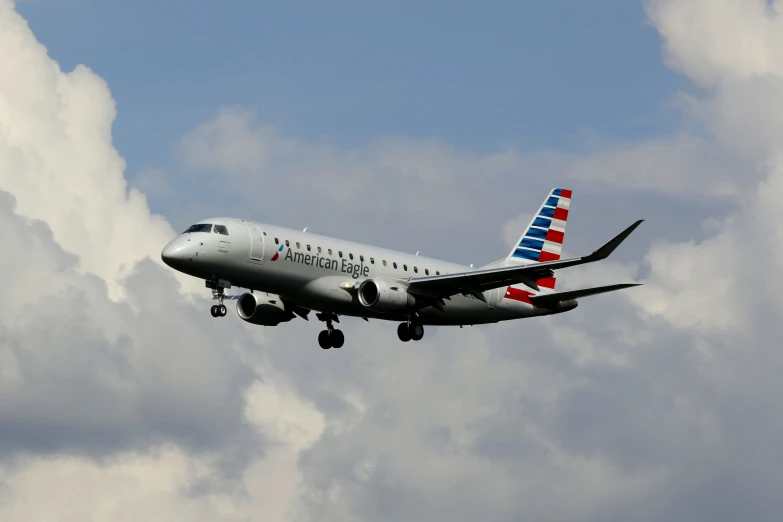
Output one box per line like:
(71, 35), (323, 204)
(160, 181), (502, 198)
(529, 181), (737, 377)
(349, 253), (354, 260)
(370, 257), (375, 264)
(275, 238), (279, 245)
(360, 255), (364, 262)
(436, 271), (440, 275)
(317, 247), (322, 254)
(339, 251), (343, 258)
(425, 269), (429, 275)
(414, 267), (418, 273)
(328, 248), (333, 255)
(214, 225), (229, 235)
(285, 240), (290, 247)
(307, 245), (311, 251)
(403, 264), (408, 271)
(383, 260), (387, 267)
(296, 242), (300, 249)
(393, 262), (397, 269)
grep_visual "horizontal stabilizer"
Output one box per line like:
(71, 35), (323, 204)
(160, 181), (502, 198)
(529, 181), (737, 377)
(529, 283), (641, 307)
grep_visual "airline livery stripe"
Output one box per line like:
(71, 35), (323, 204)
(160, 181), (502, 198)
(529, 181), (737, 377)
(561, 189), (573, 198)
(553, 207), (569, 221)
(557, 198), (570, 209)
(505, 286), (534, 304)
(549, 218), (567, 232)
(538, 250), (560, 262)
(532, 217), (552, 228)
(519, 237), (544, 251)
(546, 229), (564, 244)
(552, 188), (563, 196)
(545, 196), (560, 207)
(525, 227), (548, 240)
(539, 207), (556, 219)
(537, 277), (556, 289)
(543, 241), (562, 254)
(513, 248), (540, 261)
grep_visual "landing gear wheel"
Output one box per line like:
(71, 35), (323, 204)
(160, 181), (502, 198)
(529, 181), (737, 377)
(210, 305), (219, 317)
(397, 323), (411, 342)
(218, 304), (227, 317)
(330, 329), (345, 348)
(410, 323), (424, 341)
(318, 330), (331, 349)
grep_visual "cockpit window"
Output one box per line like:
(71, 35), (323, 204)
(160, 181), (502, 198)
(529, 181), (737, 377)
(184, 224), (212, 233)
(214, 225), (229, 236)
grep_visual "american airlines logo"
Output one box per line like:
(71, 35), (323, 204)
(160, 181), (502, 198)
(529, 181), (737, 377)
(270, 244), (284, 261)
(283, 248), (370, 279)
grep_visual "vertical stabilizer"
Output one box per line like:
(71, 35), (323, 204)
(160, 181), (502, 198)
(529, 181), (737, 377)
(505, 188), (572, 290)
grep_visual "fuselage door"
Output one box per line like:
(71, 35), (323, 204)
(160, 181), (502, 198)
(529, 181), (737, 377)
(243, 220), (264, 263)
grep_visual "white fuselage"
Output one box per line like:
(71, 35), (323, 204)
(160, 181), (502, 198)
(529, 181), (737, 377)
(161, 217), (556, 326)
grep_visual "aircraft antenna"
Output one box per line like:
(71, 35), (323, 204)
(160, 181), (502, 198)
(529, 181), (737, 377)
(303, 227), (307, 232)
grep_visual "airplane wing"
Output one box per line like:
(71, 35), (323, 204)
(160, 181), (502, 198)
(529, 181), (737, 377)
(406, 220), (644, 302)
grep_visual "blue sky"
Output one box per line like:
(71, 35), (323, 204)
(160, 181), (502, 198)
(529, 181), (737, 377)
(7, 1), (783, 520)
(19, 0), (681, 177)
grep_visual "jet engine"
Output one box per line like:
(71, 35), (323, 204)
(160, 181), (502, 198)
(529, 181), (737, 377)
(357, 278), (416, 313)
(236, 292), (295, 326)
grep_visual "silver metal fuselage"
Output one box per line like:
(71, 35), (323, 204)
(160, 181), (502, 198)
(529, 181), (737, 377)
(161, 217), (555, 326)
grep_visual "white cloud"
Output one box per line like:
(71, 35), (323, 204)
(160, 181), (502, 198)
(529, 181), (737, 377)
(0, 381), (324, 522)
(648, 0), (783, 88)
(0, 0), (188, 298)
(178, 107), (297, 174)
(4, 0), (783, 520)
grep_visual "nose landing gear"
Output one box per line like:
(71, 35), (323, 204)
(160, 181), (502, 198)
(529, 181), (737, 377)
(316, 312), (344, 349)
(207, 280), (229, 318)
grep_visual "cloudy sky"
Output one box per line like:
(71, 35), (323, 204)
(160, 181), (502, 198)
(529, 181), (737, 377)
(1, 0), (782, 520)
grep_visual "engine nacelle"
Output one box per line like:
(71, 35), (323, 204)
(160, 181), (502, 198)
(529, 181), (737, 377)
(236, 292), (295, 326)
(357, 278), (416, 313)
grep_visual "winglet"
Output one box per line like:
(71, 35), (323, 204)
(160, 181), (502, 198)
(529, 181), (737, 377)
(588, 220), (644, 261)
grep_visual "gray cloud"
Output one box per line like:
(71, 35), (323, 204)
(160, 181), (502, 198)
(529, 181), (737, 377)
(3, 0), (783, 520)
(0, 191), (257, 458)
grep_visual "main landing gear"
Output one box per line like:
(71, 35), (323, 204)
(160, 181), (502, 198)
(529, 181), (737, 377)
(316, 312), (344, 349)
(397, 320), (424, 342)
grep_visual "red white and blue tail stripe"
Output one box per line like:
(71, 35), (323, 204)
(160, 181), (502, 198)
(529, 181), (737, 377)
(506, 188), (572, 289)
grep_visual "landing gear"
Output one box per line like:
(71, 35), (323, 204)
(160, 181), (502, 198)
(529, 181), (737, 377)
(209, 281), (228, 318)
(316, 312), (344, 349)
(397, 322), (411, 342)
(410, 322), (424, 341)
(397, 320), (424, 342)
(210, 304), (227, 317)
(330, 329), (345, 348)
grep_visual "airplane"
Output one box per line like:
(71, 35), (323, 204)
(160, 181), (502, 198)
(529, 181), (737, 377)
(161, 188), (643, 349)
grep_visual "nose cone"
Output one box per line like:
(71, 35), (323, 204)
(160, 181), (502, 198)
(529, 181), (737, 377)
(161, 238), (192, 269)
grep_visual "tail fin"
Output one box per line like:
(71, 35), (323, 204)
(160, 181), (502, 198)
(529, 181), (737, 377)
(505, 188), (572, 290)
